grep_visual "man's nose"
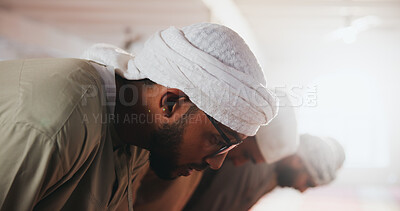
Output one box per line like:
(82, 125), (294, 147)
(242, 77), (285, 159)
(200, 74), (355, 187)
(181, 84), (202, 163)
(297, 186), (308, 193)
(205, 153), (228, 170)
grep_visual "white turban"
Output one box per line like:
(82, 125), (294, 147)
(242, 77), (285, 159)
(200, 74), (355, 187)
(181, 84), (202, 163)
(297, 134), (345, 185)
(255, 90), (299, 163)
(82, 23), (278, 136)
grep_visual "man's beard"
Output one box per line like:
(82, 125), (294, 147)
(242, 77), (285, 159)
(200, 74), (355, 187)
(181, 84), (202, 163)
(148, 106), (206, 180)
(275, 164), (297, 187)
(149, 118), (183, 180)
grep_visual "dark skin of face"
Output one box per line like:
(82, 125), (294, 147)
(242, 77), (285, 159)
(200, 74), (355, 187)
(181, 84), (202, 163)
(113, 75), (247, 179)
(275, 155), (316, 193)
(226, 135), (316, 192)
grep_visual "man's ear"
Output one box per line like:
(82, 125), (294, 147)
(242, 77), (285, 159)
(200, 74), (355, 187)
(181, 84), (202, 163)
(159, 88), (188, 118)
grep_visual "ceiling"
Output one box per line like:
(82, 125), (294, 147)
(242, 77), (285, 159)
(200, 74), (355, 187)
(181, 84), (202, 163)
(0, 0), (210, 56)
(1, 0), (399, 57)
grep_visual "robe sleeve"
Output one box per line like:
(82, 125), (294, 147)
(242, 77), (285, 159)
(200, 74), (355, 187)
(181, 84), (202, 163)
(0, 59), (104, 211)
(0, 123), (65, 211)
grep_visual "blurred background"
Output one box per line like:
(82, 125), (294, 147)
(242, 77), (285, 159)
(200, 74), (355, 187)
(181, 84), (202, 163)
(1, 0), (399, 210)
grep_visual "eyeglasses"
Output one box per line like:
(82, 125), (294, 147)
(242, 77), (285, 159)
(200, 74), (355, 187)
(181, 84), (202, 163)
(205, 113), (243, 158)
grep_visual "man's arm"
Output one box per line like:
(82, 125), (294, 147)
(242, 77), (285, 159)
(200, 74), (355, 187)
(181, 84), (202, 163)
(0, 123), (65, 211)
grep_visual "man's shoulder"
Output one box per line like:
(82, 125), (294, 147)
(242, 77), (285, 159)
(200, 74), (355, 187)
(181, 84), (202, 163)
(19, 58), (100, 81)
(12, 58), (106, 137)
(0, 58), (110, 183)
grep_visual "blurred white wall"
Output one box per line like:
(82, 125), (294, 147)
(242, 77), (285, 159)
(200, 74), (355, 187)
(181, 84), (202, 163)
(0, 0), (210, 58)
(234, 0), (400, 187)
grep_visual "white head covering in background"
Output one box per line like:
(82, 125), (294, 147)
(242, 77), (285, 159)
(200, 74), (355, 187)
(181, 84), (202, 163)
(255, 91), (299, 163)
(297, 134), (346, 185)
(82, 23), (278, 136)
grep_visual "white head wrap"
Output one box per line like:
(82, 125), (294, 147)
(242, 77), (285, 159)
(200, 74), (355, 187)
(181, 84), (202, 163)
(297, 134), (346, 185)
(82, 23), (278, 136)
(255, 91), (299, 163)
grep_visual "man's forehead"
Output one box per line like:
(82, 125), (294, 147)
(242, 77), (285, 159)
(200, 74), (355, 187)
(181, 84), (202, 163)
(219, 123), (247, 141)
